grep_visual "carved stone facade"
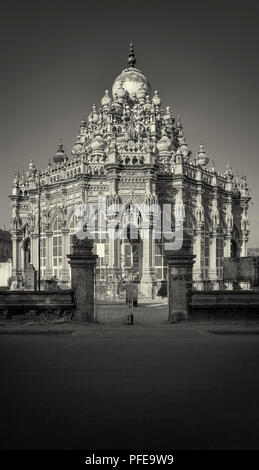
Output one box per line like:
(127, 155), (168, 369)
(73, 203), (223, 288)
(9, 45), (251, 295)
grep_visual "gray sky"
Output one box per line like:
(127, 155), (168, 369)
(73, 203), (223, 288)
(0, 0), (258, 246)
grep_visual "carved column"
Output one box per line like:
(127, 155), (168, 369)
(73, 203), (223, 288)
(45, 230), (53, 279)
(193, 168), (203, 289)
(209, 180), (219, 290)
(193, 227), (203, 290)
(139, 222), (154, 298)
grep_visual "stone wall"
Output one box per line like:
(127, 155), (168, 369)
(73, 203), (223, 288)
(190, 290), (259, 319)
(0, 290), (74, 319)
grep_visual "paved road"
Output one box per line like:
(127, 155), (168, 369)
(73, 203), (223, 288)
(0, 331), (259, 449)
(96, 299), (169, 325)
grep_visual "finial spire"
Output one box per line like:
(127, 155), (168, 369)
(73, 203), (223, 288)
(128, 42), (136, 68)
(58, 139), (64, 152)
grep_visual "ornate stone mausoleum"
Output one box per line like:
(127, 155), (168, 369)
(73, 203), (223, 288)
(9, 45), (251, 296)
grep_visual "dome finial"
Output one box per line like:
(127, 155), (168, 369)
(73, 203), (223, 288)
(128, 42), (136, 68)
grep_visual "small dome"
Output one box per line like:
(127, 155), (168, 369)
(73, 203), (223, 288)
(53, 142), (65, 163)
(196, 143), (209, 166)
(152, 90), (161, 107)
(157, 130), (171, 153)
(90, 135), (106, 152)
(88, 104), (99, 124)
(101, 90), (112, 107)
(72, 137), (83, 156)
(180, 138), (191, 159)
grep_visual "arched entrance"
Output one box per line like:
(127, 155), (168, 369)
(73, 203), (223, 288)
(123, 223), (142, 281)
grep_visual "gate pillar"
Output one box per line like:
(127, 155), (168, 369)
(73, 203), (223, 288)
(67, 235), (98, 322)
(166, 233), (196, 322)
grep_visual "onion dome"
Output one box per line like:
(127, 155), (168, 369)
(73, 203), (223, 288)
(53, 141), (66, 163)
(90, 135), (106, 152)
(157, 129), (172, 153)
(101, 90), (112, 107)
(152, 90), (161, 107)
(88, 104), (99, 124)
(179, 137), (191, 159)
(112, 44), (151, 104)
(196, 143), (209, 166)
(72, 134), (83, 156)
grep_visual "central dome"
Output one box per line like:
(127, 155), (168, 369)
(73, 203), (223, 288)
(112, 67), (151, 103)
(112, 44), (151, 103)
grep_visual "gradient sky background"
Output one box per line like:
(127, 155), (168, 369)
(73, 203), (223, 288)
(0, 0), (258, 245)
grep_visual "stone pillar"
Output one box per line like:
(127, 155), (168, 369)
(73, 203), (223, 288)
(240, 233), (249, 257)
(61, 228), (70, 283)
(166, 234), (195, 322)
(31, 233), (38, 270)
(193, 228), (203, 290)
(11, 233), (23, 285)
(139, 224), (154, 298)
(45, 231), (53, 279)
(67, 234), (98, 322)
(224, 233), (232, 258)
(209, 230), (219, 290)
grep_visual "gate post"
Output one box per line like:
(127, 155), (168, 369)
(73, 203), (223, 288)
(67, 235), (98, 322)
(165, 233), (196, 323)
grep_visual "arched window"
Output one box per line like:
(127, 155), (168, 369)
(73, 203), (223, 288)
(52, 217), (62, 279)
